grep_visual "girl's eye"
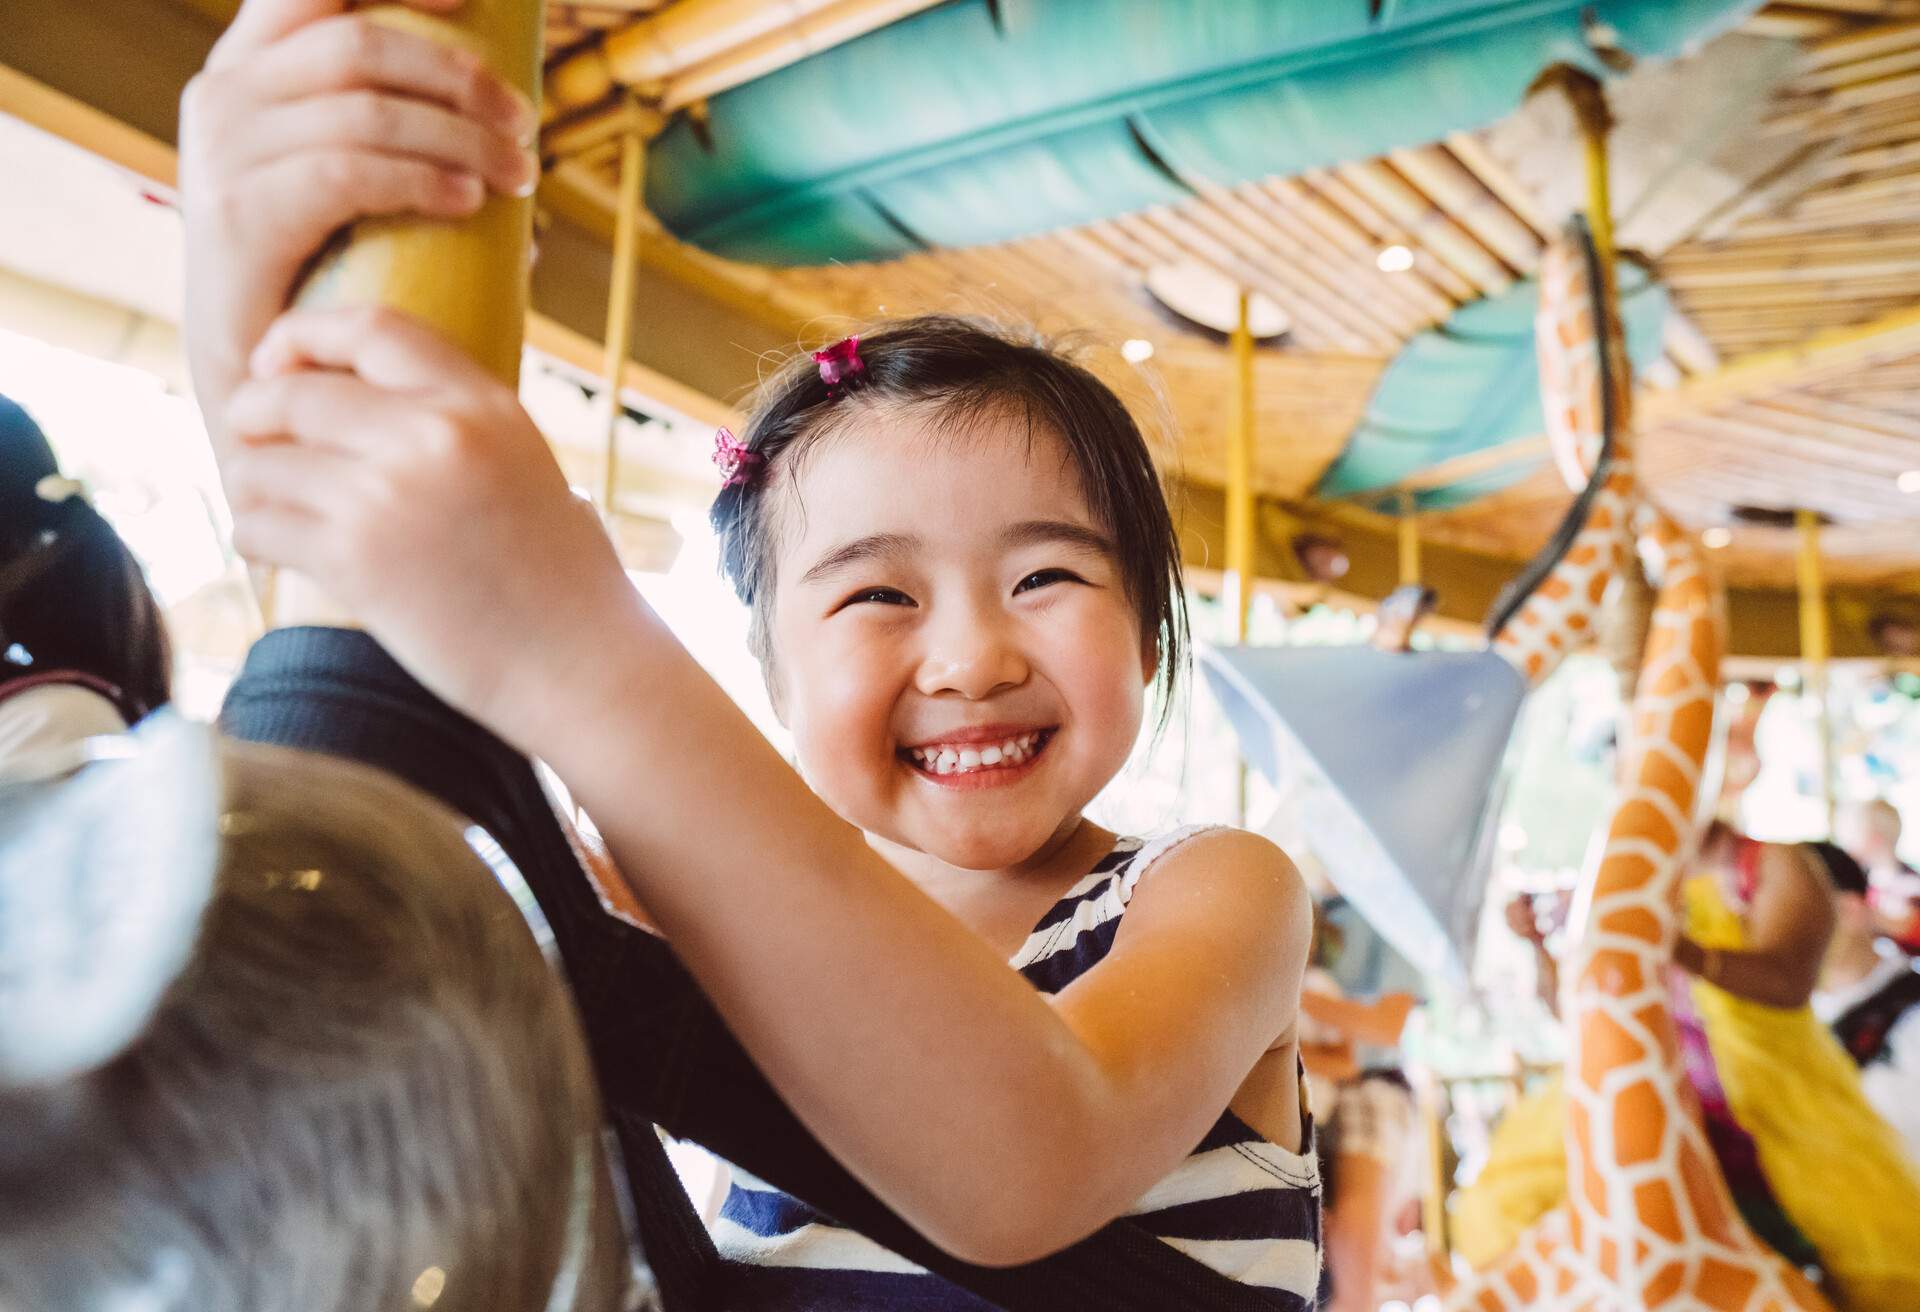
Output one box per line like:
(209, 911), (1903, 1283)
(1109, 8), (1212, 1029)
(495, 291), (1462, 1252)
(841, 586), (915, 609)
(1015, 569), (1083, 594)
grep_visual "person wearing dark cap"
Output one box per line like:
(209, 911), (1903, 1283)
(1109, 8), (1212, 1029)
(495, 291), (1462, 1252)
(1811, 839), (1920, 1166)
(0, 394), (170, 764)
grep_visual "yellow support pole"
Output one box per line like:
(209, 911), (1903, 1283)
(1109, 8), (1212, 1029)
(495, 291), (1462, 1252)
(599, 122), (648, 516)
(293, 1), (543, 383)
(1796, 508), (1835, 834)
(265, 0), (545, 627)
(1225, 289), (1256, 644)
(1582, 115), (1614, 271)
(1398, 490), (1421, 586)
(1225, 290), (1256, 824)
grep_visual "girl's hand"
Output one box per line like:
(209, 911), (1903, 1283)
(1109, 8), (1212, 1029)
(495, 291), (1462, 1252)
(180, 0), (539, 454)
(222, 306), (642, 742)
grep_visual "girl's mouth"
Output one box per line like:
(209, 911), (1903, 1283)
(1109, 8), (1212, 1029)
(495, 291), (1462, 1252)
(898, 729), (1055, 785)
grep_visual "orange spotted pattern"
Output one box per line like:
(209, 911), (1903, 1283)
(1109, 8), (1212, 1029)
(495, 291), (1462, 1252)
(1449, 232), (1832, 1312)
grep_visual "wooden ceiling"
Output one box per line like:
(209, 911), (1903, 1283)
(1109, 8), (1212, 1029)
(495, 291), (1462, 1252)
(530, 1), (1920, 593)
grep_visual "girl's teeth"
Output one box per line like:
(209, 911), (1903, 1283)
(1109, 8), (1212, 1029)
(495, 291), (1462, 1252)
(911, 733), (1044, 775)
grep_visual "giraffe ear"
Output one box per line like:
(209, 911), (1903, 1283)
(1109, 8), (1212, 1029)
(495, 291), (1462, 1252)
(0, 715), (221, 1088)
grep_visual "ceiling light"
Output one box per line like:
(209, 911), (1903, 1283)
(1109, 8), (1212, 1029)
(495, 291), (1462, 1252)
(1702, 526), (1732, 549)
(1376, 244), (1415, 274)
(1142, 262), (1291, 338)
(1899, 469), (1920, 494)
(1121, 338), (1155, 364)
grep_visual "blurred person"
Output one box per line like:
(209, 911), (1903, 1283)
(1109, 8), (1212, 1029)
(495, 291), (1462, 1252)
(1671, 823), (1920, 1310)
(1453, 833), (1920, 1309)
(1810, 840), (1920, 1165)
(1840, 799), (1920, 954)
(1298, 911), (1417, 1312)
(1448, 891), (1571, 1269)
(0, 394), (169, 764)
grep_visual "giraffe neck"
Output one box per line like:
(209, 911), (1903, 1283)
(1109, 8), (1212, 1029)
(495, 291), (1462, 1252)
(1491, 233), (1636, 689)
(1453, 224), (1823, 1310)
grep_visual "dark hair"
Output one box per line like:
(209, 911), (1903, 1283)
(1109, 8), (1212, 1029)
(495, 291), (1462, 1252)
(0, 396), (170, 721)
(1805, 839), (1870, 898)
(709, 316), (1187, 721)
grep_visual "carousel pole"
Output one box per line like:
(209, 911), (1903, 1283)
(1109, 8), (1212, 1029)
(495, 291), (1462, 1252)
(1225, 288), (1256, 641)
(293, 1), (543, 381)
(1398, 490), (1421, 587)
(264, 0), (546, 628)
(1796, 508), (1835, 834)
(599, 110), (648, 516)
(1226, 289), (1256, 823)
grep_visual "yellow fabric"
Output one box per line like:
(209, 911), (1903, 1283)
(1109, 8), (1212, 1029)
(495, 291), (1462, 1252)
(1449, 1075), (1567, 1269)
(1686, 875), (1920, 1312)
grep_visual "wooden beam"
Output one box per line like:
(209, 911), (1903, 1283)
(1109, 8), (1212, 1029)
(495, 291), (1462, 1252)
(1648, 302), (1920, 413)
(0, 61), (177, 186)
(0, 64), (744, 431)
(168, 0), (239, 29)
(1443, 131), (1557, 241)
(1387, 143), (1543, 272)
(1744, 8), (1859, 39)
(524, 312), (739, 431)
(1807, 16), (1920, 67)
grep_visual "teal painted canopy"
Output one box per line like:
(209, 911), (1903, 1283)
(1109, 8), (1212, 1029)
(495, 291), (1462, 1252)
(647, 0), (1761, 266)
(1314, 263), (1670, 510)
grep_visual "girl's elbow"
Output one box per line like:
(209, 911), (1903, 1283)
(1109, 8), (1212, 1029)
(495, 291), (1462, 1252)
(920, 1166), (1115, 1268)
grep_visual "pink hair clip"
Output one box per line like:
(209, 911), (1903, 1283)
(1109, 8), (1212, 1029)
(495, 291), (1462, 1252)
(712, 426), (764, 490)
(812, 336), (867, 394)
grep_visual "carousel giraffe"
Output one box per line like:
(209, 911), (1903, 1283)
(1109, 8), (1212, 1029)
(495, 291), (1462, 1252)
(1440, 119), (1830, 1312)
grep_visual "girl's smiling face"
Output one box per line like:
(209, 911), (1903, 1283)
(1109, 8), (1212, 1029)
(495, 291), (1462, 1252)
(765, 403), (1154, 872)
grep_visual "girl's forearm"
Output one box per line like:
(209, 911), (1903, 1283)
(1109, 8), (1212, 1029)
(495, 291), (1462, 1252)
(529, 603), (1155, 1260)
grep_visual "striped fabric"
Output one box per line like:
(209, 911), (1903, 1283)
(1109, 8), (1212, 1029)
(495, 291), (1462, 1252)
(708, 827), (1323, 1309)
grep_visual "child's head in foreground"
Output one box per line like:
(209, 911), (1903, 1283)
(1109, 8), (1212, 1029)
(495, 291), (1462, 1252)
(711, 316), (1187, 871)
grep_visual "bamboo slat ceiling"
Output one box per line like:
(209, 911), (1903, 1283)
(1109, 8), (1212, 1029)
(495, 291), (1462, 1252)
(532, 1), (1920, 591)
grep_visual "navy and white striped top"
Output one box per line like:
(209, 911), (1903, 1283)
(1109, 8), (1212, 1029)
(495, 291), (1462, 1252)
(706, 827), (1323, 1309)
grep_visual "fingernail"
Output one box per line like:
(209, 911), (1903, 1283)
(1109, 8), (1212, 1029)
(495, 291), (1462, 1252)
(513, 151), (541, 197)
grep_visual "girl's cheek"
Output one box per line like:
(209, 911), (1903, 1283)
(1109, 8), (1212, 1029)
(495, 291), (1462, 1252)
(784, 630), (902, 781)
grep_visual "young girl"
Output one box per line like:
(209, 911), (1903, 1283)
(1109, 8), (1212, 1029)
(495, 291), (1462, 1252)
(183, 4), (1318, 1305)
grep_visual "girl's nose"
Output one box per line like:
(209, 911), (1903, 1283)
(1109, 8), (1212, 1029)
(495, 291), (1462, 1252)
(914, 608), (1028, 700)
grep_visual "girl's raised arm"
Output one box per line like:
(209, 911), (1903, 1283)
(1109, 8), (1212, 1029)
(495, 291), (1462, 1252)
(220, 306), (1311, 1266)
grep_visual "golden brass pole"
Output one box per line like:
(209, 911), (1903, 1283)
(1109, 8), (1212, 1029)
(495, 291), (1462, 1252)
(1225, 289), (1256, 643)
(294, 2), (542, 382)
(1796, 508), (1834, 834)
(1398, 490), (1421, 586)
(599, 121), (647, 516)
(264, 0), (545, 627)
(1225, 290), (1255, 824)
